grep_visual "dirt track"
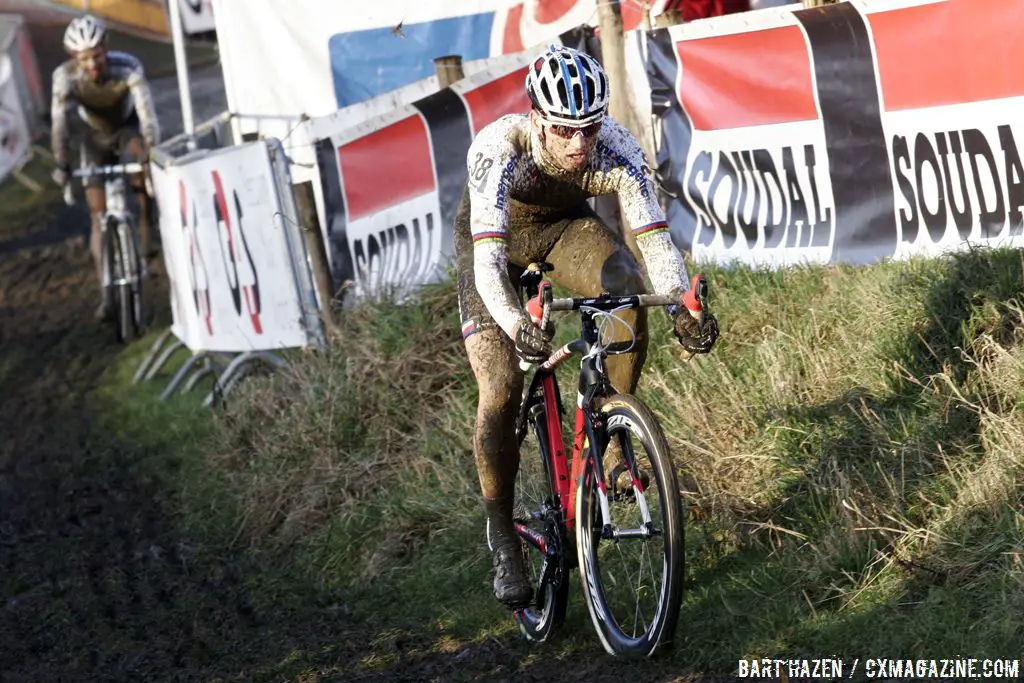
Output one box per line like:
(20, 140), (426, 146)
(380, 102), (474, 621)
(0, 11), (289, 681)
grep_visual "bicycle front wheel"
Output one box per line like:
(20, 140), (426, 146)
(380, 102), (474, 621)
(575, 393), (684, 658)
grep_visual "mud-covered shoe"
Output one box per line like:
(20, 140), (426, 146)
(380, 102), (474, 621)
(491, 538), (533, 608)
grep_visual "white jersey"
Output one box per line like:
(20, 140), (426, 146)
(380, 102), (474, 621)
(50, 51), (160, 169)
(466, 113), (690, 339)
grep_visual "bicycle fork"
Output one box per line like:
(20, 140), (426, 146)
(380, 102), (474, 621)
(575, 348), (657, 542)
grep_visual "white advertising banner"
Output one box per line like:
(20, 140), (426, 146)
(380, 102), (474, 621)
(648, 0), (1024, 268)
(309, 47), (558, 300)
(0, 53), (29, 184)
(209, 0), (677, 148)
(151, 141), (315, 352)
(178, 0), (216, 35)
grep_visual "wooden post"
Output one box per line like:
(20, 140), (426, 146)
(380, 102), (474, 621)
(595, 0), (648, 266)
(293, 180), (341, 339)
(434, 55), (465, 89)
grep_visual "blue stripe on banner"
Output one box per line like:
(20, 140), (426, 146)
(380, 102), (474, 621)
(329, 13), (496, 108)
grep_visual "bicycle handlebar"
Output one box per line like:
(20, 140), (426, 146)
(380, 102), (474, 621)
(64, 162), (152, 206)
(72, 162), (146, 178)
(547, 293), (677, 312)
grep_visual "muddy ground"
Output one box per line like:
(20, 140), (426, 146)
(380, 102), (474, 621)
(0, 12), (722, 683)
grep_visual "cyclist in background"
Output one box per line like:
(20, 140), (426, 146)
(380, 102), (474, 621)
(455, 44), (719, 608)
(50, 14), (160, 321)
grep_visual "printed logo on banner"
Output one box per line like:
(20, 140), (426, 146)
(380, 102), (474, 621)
(685, 135), (834, 263)
(179, 180), (213, 335)
(675, 25), (835, 267)
(211, 170), (263, 334)
(888, 113), (1024, 258)
(336, 113), (444, 297)
(868, 0), (1024, 259)
(348, 194), (443, 298)
(158, 142), (311, 353)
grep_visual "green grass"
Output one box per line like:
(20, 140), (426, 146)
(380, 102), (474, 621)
(98, 250), (1024, 679)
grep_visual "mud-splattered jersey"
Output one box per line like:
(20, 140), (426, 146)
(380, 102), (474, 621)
(50, 51), (160, 169)
(466, 113), (689, 340)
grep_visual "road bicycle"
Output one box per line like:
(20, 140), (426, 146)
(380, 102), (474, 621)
(65, 162), (148, 343)
(511, 261), (708, 658)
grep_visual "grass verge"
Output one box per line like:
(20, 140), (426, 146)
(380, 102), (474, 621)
(101, 249), (1024, 678)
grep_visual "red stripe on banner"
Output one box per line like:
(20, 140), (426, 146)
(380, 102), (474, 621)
(502, 2), (526, 54)
(338, 114), (435, 222)
(869, 0), (1024, 112)
(462, 67), (531, 136)
(534, 0), (578, 24)
(676, 26), (818, 131)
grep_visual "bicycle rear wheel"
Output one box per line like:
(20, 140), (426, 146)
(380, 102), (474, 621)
(512, 402), (570, 642)
(575, 393), (684, 658)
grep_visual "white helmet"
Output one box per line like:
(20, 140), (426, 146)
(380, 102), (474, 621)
(63, 14), (106, 53)
(526, 45), (609, 126)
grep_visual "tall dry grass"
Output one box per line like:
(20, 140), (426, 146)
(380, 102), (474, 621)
(206, 247), (1024, 660)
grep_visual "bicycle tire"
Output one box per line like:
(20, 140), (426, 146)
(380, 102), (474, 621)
(100, 219), (121, 341)
(575, 393), (684, 658)
(119, 216), (145, 336)
(107, 217), (139, 343)
(513, 402), (570, 642)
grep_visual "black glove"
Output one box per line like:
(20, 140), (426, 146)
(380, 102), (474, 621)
(513, 317), (555, 364)
(672, 310), (719, 355)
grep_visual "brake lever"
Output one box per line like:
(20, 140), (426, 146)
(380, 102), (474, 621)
(519, 281), (554, 373)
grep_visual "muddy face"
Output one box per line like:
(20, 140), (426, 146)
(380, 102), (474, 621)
(73, 45), (107, 82)
(529, 110), (601, 173)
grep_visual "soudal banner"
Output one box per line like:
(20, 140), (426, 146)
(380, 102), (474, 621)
(648, 0), (1024, 267)
(312, 39), (584, 299)
(865, 0), (1024, 259)
(150, 141), (316, 352)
